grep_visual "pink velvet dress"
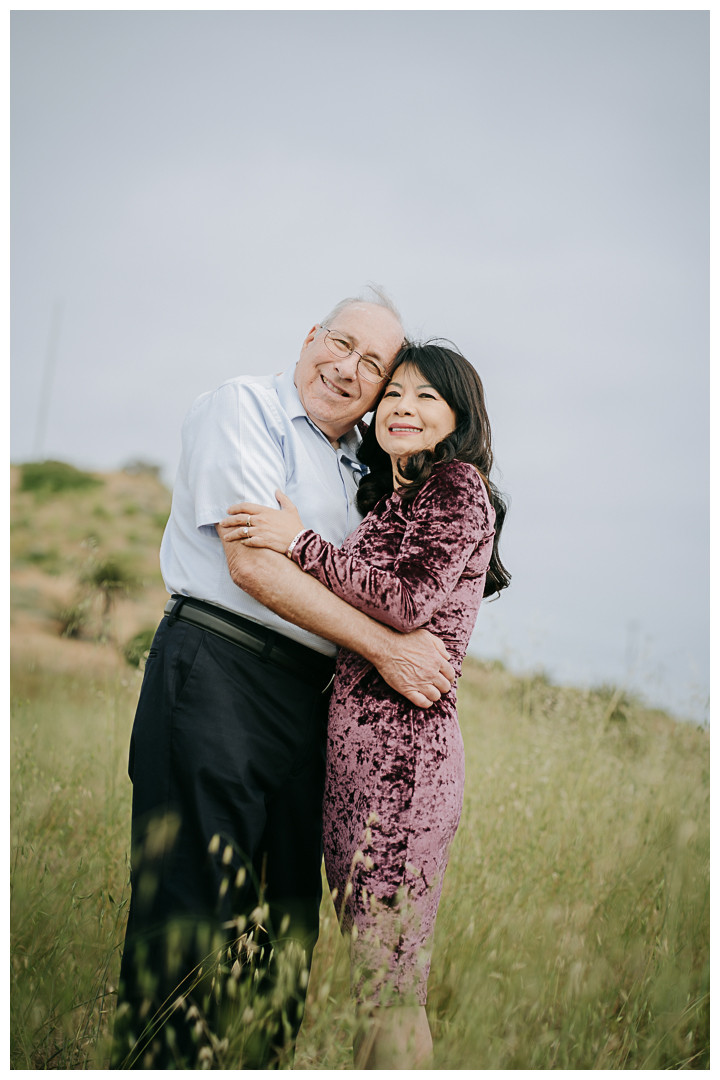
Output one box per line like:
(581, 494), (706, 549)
(290, 460), (495, 1005)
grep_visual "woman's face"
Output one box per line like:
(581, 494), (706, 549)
(376, 363), (457, 467)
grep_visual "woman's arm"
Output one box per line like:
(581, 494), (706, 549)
(295, 466), (492, 631)
(217, 535), (456, 707)
(224, 465), (493, 633)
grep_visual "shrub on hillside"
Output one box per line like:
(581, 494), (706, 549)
(55, 599), (92, 639)
(79, 556), (141, 616)
(123, 628), (156, 667)
(20, 460), (102, 495)
(23, 546), (62, 575)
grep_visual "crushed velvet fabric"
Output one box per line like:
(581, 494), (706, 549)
(292, 461), (496, 1005)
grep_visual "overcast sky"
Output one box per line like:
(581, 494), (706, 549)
(11, 11), (709, 721)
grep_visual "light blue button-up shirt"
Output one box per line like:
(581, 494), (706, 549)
(160, 366), (367, 656)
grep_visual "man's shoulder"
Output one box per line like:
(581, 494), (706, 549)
(222, 373), (277, 392)
(185, 373), (285, 423)
(205, 372), (279, 401)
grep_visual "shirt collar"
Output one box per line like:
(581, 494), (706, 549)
(275, 366), (307, 421)
(275, 366), (365, 466)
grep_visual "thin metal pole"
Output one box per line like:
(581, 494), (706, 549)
(33, 297), (64, 460)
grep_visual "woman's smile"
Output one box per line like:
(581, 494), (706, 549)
(387, 423), (423, 435)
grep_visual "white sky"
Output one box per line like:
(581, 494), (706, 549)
(10, 11), (709, 721)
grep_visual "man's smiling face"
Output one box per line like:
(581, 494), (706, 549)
(294, 303), (405, 442)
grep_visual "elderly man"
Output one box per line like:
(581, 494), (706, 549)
(112, 290), (454, 1069)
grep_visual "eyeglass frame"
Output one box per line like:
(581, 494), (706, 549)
(318, 325), (390, 383)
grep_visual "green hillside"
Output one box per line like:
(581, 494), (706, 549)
(10, 464), (709, 1069)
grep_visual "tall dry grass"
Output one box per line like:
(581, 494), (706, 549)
(10, 652), (709, 1069)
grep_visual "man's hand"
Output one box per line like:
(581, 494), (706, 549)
(369, 627), (455, 708)
(220, 492), (304, 554)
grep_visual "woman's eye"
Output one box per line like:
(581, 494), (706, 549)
(383, 390), (401, 398)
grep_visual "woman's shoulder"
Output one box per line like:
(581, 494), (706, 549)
(421, 460), (487, 496)
(414, 461), (494, 527)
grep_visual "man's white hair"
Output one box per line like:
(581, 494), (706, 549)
(321, 283), (405, 335)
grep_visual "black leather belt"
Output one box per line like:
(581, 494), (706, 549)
(163, 595), (336, 694)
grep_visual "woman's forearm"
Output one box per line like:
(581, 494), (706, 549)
(219, 536), (454, 708)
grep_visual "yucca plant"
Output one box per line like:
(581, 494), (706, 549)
(75, 554), (142, 642)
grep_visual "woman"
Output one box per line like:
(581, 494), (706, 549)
(224, 342), (509, 1067)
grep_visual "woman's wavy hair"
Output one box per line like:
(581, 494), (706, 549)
(356, 340), (511, 598)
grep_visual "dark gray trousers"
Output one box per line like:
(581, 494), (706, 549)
(111, 615), (330, 1069)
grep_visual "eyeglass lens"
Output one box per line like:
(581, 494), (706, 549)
(325, 331), (386, 382)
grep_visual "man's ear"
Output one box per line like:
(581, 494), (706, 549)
(301, 324), (321, 350)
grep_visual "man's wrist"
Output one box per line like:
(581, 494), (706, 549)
(360, 620), (396, 669)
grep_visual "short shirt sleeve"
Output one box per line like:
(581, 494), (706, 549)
(182, 381), (289, 532)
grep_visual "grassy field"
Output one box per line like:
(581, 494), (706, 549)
(10, 465), (710, 1069)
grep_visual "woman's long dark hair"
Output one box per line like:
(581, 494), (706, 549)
(357, 341), (511, 598)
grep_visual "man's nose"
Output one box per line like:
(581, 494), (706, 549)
(332, 354), (359, 380)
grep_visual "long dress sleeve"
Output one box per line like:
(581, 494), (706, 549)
(290, 462), (494, 633)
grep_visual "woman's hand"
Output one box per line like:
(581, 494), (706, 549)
(218, 490), (305, 555)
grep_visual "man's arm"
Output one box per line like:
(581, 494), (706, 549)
(217, 530), (455, 709)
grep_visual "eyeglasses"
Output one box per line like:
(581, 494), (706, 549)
(319, 326), (389, 384)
